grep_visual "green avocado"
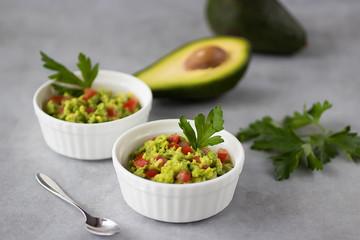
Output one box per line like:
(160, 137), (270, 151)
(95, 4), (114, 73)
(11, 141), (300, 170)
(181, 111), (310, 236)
(206, 0), (307, 55)
(134, 36), (251, 100)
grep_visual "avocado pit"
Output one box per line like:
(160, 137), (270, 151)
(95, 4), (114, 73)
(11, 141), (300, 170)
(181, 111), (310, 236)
(184, 46), (228, 70)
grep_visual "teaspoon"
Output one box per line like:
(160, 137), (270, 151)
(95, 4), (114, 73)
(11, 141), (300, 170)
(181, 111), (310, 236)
(36, 173), (121, 236)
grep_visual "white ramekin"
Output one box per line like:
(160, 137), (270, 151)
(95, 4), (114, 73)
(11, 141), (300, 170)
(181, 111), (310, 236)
(112, 119), (245, 223)
(33, 70), (152, 160)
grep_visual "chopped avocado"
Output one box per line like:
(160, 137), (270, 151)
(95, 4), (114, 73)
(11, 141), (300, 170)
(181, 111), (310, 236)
(134, 36), (251, 99)
(128, 134), (233, 183)
(206, 0), (306, 55)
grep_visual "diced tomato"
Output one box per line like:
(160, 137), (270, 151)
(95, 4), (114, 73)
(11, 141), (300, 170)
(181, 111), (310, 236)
(156, 155), (165, 160)
(178, 140), (189, 148)
(217, 148), (230, 163)
(193, 156), (201, 163)
(145, 169), (159, 178)
(107, 108), (117, 117)
(156, 155), (168, 166)
(168, 143), (179, 149)
(168, 133), (180, 144)
(123, 97), (138, 111)
(134, 153), (149, 167)
(176, 170), (191, 183)
(84, 88), (98, 98)
(85, 107), (94, 114)
(134, 158), (149, 167)
(202, 165), (209, 169)
(135, 153), (144, 161)
(181, 146), (193, 155)
(48, 95), (71, 105)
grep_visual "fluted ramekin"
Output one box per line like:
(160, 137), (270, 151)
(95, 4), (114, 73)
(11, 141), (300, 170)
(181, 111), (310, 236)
(33, 70), (152, 160)
(112, 119), (245, 222)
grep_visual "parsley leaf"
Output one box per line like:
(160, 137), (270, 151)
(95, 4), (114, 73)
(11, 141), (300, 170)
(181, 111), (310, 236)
(179, 104), (224, 150)
(40, 51), (99, 96)
(271, 148), (303, 180)
(237, 101), (360, 180)
(309, 134), (338, 164)
(245, 117), (304, 152)
(301, 142), (323, 171)
(308, 101), (332, 125)
(179, 116), (197, 148)
(77, 52), (99, 88)
(40, 51), (83, 86)
(284, 100), (332, 130)
(328, 126), (360, 161)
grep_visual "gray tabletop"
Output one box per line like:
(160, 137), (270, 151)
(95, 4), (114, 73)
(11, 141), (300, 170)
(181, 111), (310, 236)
(1, 0), (360, 239)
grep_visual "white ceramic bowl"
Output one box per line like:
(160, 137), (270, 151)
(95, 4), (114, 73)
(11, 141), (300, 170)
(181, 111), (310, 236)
(112, 119), (245, 223)
(33, 70), (152, 160)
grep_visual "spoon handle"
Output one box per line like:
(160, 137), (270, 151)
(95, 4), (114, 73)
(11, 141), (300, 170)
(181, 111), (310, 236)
(36, 173), (88, 219)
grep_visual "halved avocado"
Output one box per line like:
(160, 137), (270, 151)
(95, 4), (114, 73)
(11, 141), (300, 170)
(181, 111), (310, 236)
(134, 36), (251, 100)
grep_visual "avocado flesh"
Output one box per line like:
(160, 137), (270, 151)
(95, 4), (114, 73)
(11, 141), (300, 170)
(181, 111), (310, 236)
(206, 0), (306, 55)
(134, 36), (251, 99)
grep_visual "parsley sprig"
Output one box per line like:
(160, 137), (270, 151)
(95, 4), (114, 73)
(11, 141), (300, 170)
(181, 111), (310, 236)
(237, 101), (360, 180)
(40, 51), (99, 96)
(179, 104), (225, 150)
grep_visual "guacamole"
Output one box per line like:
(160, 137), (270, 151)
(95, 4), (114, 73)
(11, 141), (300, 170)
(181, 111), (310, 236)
(128, 133), (233, 184)
(44, 88), (141, 123)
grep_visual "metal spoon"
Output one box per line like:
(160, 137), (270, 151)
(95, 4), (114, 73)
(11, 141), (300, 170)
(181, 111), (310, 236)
(36, 173), (121, 236)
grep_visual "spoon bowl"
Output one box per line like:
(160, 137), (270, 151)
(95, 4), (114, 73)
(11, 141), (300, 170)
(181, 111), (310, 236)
(36, 173), (121, 236)
(85, 216), (121, 236)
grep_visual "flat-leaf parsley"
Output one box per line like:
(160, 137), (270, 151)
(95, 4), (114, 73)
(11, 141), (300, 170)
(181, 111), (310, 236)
(237, 101), (360, 180)
(40, 51), (99, 97)
(179, 104), (224, 150)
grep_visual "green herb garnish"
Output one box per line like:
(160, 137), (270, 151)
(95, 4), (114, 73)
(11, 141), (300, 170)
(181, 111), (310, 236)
(237, 100), (360, 180)
(40, 51), (99, 97)
(179, 104), (225, 150)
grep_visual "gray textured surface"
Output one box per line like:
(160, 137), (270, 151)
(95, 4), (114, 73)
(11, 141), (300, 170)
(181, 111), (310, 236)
(1, 0), (360, 239)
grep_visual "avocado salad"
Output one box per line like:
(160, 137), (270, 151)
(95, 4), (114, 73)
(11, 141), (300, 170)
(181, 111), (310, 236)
(45, 88), (141, 123)
(40, 52), (141, 123)
(128, 133), (233, 183)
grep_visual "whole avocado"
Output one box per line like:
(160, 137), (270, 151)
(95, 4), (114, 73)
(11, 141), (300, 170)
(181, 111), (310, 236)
(206, 0), (307, 55)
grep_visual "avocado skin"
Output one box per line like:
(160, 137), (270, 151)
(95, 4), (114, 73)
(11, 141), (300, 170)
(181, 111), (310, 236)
(206, 0), (307, 55)
(151, 61), (250, 100)
(134, 37), (251, 100)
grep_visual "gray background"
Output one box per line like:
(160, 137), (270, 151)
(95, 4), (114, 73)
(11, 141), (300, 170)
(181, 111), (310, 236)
(1, 0), (360, 239)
